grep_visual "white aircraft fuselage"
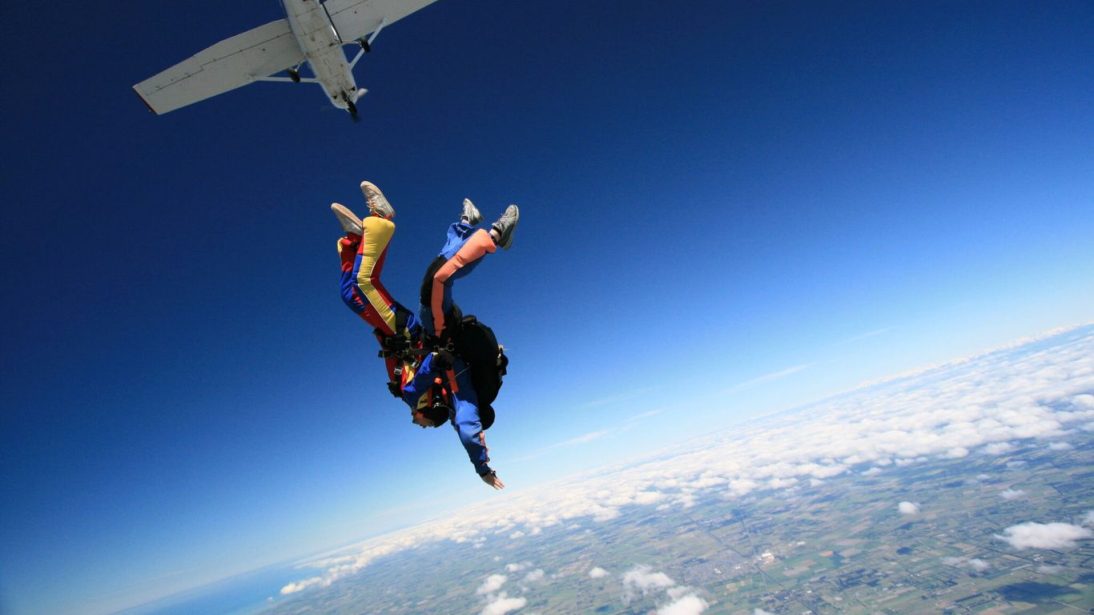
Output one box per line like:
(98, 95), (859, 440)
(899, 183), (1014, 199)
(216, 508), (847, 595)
(133, 0), (438, 117)
(282, 0), (359, 110)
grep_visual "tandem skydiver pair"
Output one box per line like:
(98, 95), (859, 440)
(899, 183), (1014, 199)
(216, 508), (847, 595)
(332, 181), (518, 490)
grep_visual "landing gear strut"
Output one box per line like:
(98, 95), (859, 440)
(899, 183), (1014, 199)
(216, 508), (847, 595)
(342, 92), (359, 121)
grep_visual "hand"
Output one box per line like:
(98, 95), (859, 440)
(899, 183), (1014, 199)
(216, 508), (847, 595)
(432, 350), (454, 371)
(424, 334), (447, 350)
(386, 381), (402, 398)
(481, 471), (505, 490)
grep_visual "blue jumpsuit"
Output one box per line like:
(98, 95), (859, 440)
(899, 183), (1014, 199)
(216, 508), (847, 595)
(400, 353), (492, 476)
(402, 219), (497, 476)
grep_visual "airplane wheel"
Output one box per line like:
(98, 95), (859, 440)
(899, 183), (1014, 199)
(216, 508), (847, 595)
(288, 69), (300, 83)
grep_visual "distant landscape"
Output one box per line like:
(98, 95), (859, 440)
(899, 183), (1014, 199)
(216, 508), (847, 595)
(256, 326), (1094, 614)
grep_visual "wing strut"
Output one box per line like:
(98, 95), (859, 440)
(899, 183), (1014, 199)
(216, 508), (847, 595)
(257, 76), (321, 84)
(350, 17), (387, 69)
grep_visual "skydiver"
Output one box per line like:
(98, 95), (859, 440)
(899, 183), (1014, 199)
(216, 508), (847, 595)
(331, 181), (519, 490)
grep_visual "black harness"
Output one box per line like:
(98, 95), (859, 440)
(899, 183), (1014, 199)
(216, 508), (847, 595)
(376, 313), (506, 431)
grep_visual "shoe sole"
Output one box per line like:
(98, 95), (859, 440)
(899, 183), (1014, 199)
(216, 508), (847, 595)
(494, 205), (519, 249)
(331, 202), (362, 234)
(462, 198), (483, 225)
(360, 181), (395, 218)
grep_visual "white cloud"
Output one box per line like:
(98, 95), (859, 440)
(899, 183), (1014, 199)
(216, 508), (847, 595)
(943, 556), (990, 572)
(898, 501), (919, 515)
(983, 442), (1014, 455)
(477, 574), (507, 595)
(524, 569), (545, 582)
(656, 592), (709, 615)
(1000, 488), (1025, 500)
(618, 571), (707, 615)
(588, 567), (608, 579)
(754, 609), (775, 615)
(276, 326), (1094, 596)
(666, 587), (692, 600)
(728, 478), (758, 496)
(840, 327), (892, 344)
(622, 565), (675, 594)
(1047, 441), (1073, 451)
(577, 387), (656, 410)
(633, 409), (664, 420)
(1083, 511), (1094, 526)
(505, 563), (527, 573)
(510, 428), (615, 462)
(481, 592), (526, 615)
(279, 576), (324, 595)
(724, 364), (813, 393)
(967, 558), (990, 572)
(558, 429), (612, 447)
(995, 522), (1093, 550)
(861, 467), (882, 476)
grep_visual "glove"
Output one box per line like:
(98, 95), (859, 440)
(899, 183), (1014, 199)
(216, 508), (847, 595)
(387, 381), (402, 398)
(432, 350), (454, 372)
(425, 333), (452, 350)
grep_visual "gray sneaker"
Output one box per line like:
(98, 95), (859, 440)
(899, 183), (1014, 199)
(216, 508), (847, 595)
(360, 181), (395, 219)
(461, 198), (483, 225)
(331, 202), (362, 235)
(491, 204), (520, 250)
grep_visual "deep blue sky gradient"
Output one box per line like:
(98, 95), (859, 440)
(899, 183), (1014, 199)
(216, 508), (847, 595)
(1, 1), (1092, 612)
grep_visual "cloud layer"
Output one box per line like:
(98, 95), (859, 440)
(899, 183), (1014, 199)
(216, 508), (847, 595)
(279, 327), (1094, 597)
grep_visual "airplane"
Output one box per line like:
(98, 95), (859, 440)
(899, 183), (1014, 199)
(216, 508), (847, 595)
(133, 0), (439, 119)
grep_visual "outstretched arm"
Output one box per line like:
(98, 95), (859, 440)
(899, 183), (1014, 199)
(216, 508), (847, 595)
(452, 394), (502, 487)
(455, 409), (491, 476)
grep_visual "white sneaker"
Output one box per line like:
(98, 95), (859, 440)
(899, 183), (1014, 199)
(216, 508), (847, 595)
(360, 181), (395, 219)
(331, 202), (362, 235)
(491, 204), (520, 250)
(461, 198), (483, 225)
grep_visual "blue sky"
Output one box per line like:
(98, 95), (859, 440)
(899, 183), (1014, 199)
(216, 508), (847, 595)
(1, 0), (1091, 613)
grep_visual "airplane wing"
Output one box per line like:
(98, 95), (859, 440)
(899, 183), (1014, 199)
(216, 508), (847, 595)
(133, 19), (305, 115)
(323, 0), (440, 43)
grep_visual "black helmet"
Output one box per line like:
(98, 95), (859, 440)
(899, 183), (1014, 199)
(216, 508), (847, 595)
(423, 396), (451, 427)
(480, 404), (495, 431)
